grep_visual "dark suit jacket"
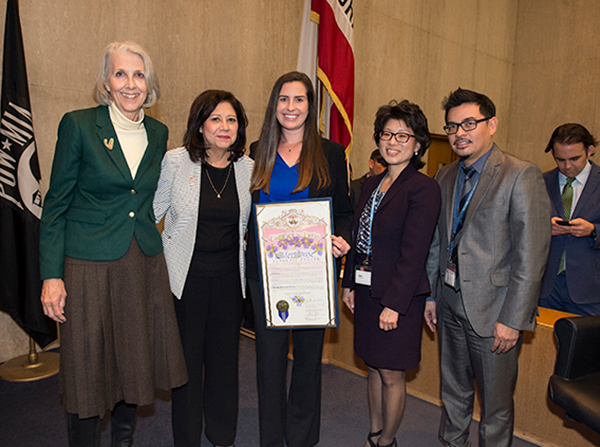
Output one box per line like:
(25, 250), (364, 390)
(350, 173), (367, 213)
(426, 145), (551, 336)
(40, 105), (168, 280)
(539, 161), (600, 304)
(342, 164), (441, 314)
(246, 138), (353, 281)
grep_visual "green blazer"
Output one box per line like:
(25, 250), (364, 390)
(40, 105), (168, 280)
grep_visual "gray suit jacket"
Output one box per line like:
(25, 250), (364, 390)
(153, 147), (254, 299)
(427, 144), (551, 337)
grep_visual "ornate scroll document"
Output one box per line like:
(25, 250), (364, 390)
(255, 199), (338, 329)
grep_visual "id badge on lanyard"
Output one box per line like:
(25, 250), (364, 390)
(355, 174), (387, 288)
(445, 174), (476, 289)
(444, 261), (457, 288)
(355, 258), (372, 286)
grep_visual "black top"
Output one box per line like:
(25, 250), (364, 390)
(188, 162), (240, 277)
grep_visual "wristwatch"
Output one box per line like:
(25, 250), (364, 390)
(590, 228), (597, 240)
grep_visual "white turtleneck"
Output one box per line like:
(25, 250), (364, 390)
(108, 102), (148, 179)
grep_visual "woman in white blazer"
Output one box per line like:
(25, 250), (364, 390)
(153, 90), (253, 447)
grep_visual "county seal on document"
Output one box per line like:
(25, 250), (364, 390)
(255, 198), (339, 329)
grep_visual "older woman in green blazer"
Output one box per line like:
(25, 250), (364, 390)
(40, 41), (187, 447)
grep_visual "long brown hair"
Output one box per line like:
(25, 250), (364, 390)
(250, 72), (330, 194)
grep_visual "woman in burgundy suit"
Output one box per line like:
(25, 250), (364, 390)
(342, 100), (441, 447)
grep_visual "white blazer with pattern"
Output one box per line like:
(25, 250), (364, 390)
(153, 147), (254, 299)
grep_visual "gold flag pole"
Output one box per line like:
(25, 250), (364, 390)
(0, 336), (59, 382)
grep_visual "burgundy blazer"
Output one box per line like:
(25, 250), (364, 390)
(342, 163), (441, 314)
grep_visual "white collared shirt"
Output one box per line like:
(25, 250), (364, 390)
(558, 160), (592, 218)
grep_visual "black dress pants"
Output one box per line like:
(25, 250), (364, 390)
(248, 278), (324, 447)
(172, 270), (243, 447)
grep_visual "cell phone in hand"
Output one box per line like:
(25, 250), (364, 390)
(557, 220), (572, 226)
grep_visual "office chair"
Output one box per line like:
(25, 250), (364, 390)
(548, 315), (600, 435)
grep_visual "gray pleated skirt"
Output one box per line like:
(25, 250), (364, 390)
(59, 238), (188, 418)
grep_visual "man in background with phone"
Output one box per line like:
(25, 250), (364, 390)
(539, 123), (600, 315)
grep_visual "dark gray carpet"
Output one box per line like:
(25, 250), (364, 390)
(0, 335), (541, 446)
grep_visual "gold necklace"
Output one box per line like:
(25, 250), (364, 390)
(205, 163), (232, 199)
(283, 141), (302, 153)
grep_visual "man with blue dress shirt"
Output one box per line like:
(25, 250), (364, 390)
(538, 123), (600, 315)
(425, 88), (551, 447)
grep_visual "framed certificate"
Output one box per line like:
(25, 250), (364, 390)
(254, 198), (339, 329)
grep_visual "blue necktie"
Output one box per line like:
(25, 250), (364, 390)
(454, 166), (476, 238)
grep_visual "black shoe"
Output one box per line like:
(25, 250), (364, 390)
(66, 412), (100, 447)
(367, 430), (382, 447)
(111, 401), (137, 447)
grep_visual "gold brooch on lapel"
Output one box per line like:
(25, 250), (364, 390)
(104, 138), (114, 150)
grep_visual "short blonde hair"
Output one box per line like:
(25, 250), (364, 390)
(93, 41), (160, 108)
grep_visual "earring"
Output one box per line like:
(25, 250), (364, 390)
(414, 151), (418, 156)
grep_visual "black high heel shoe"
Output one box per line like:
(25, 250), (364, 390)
(377, 437), (397, 447)
(367, 430), (382, 447)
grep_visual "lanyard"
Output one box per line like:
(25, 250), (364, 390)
(365, 172), (388, 260)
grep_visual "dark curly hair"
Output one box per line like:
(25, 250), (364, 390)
(373, 100), (431, 169)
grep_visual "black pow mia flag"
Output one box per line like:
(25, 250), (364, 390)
(0, 0), (56, 347)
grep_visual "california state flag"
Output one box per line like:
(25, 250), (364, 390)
(297, 0), (354, 155)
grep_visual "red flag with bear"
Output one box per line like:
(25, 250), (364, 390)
(298, 0), (355, 155)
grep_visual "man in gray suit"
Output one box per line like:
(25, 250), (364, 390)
(424, 88), (551, 446)
(538, 123), (600, 315)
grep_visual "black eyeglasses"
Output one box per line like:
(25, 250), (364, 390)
(443, 116), (494, 135)
(379, 131), (415, 144)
